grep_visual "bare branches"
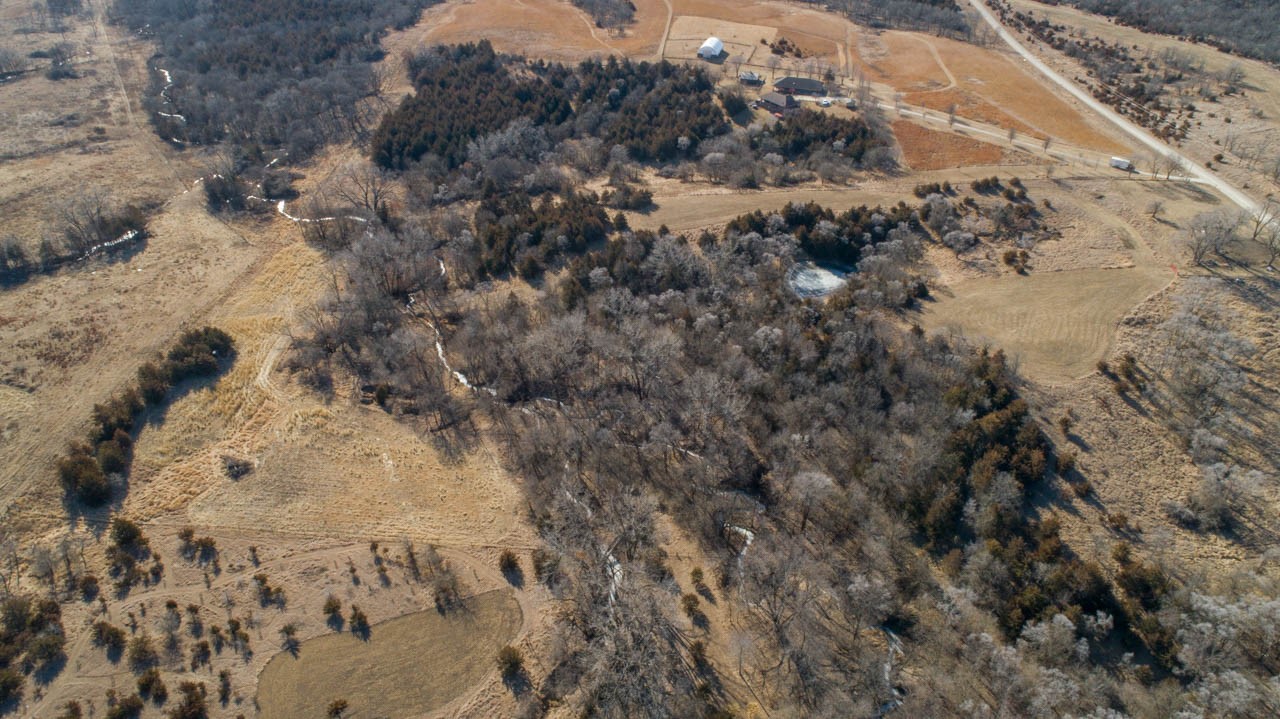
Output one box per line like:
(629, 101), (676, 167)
(1182, 209), (1245, 265)
(331, 163), (393, 217)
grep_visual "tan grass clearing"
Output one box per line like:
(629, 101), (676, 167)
(257, 589), (522, 719)
(917, 266), (1170, 382)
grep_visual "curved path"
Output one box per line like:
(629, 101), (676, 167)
(968, 0), (1259, 213)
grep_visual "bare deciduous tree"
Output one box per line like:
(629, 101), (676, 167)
(332, 162), (392, 216)
(1182, 209), (1243, 264)
(57, 190), (111, 255)
(1246, 198), (1278, 242)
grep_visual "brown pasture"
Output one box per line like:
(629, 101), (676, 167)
(892, 119), (1011, 169)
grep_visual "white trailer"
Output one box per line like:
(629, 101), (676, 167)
(1110, 156), (1134, 171)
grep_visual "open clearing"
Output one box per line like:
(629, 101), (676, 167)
(918, 266), (1170, 382)
(257, 590), (522, 719)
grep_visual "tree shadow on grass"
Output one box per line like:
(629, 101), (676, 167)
(501, 564), (524, 590)
(33, 654), (67, 686)
(502, 667), (532, 697)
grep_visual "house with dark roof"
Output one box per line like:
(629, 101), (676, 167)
(774, 76), (825, 96)
(758, 92), (799, 115)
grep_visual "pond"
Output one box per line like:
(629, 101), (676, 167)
(787, 261), (850, 298)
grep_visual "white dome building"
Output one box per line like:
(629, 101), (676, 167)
(698, 37), (724, 60)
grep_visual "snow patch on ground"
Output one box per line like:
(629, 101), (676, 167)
(84, 230), (139, 257)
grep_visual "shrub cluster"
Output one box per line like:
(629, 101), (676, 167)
(912, 181), (953, 198)
(725, 200), (917, 266)
(970, 176), (1002, 193)
(0, 595), (65, 703)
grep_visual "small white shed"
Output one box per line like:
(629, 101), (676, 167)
(698, 37), (724, 60)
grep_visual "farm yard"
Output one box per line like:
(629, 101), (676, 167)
(0, 0), (1277, 716)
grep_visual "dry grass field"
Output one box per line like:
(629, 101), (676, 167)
(0, 3), (550, 715)
(892, 119), (1011, 169)
(861, 32), (1130, 153)
(257, 590), (522, 719)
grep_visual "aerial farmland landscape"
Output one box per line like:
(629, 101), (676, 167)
(0, 0), (1277, 716)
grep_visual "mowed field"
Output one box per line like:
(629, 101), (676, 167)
(257, 590), (523, 719)
(917, 266), (1169, 381)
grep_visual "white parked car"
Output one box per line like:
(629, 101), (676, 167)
(819, 98), (832, 107)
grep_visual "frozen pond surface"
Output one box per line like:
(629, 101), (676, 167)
(787, 262), (850, 298)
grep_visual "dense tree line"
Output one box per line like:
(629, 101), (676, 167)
(828, 0), (969, 37)
(371, 43), (728, 170)
(570, 0), (635, 31)
(752, 109), (885, 164)
(110, 0), (435, 159)
(58, 328), (235, 506)
(374, 42), (572, 170)
(475, 191), (613, 278)
(1037, 0), (1280, 66)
